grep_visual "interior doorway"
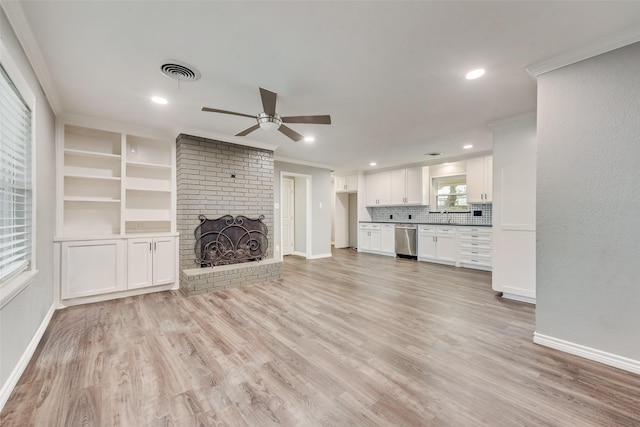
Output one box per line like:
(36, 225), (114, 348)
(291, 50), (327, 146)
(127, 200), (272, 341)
(334, 192), (358, 249)
(280, 172), (312, 260)
(281, 177), (295, 256)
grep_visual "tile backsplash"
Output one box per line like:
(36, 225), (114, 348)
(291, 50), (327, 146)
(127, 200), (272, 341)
(369, 204), (492, 225)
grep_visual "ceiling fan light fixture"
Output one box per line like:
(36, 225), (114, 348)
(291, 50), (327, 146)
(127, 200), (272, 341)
(257, 112), (282, 131)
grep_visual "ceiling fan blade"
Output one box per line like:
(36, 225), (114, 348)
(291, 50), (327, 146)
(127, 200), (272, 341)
(259, 87), (277, 116)
(282, 115), (332, 125)
(201, 107), (256, 119)
(235, 124), (261, 137)
(278, 125), (304, 142)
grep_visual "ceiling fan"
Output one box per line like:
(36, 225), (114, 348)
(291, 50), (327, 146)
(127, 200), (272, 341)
(202, 87), (331, 142)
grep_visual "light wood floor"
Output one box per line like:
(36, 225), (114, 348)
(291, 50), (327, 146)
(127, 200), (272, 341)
(2, 248), (640, 426)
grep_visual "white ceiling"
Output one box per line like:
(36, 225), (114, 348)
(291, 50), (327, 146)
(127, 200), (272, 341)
(13, 1), (640, 173)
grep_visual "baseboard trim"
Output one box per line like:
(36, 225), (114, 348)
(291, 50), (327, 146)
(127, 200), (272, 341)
(0, 302), (56, 412)
(534, 332), (640, 375)
(502, 292), (536, 305)
(307, 252), (332, 260)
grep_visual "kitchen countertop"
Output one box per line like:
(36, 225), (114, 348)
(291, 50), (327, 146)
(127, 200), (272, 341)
(359, 221), (492, 227)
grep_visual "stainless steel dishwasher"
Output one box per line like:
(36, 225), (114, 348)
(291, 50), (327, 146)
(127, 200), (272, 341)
(395, 224), (417, 258)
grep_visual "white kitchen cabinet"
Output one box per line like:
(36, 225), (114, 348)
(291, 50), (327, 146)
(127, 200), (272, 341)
(457, 227), (492, 271)
(60, 239), (126, 299)
(335, 174), (358, 193)
(358, 223), (394, 256)
(380, 223), (395, 255)
(127, 236), (176, 289)
(366, 172), (391, 206)
(417, 225), (456, 265)
(367, 166), (428, 206)
(466, 156), (493, 203)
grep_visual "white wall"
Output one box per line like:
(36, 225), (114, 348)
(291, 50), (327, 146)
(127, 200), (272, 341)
(274, 161), (332, 258)
(536, 42), (640, 366)
(491, 113), (536, 303)
(294, 176), (307, 254)
(0, 6), (57, 407)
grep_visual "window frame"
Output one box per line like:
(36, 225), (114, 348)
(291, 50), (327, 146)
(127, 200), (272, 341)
(432, 174), (469, 212)
(0, 40), (38, 303)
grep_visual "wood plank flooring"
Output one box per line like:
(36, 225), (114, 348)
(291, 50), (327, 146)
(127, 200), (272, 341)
(2, 248), (640, 426)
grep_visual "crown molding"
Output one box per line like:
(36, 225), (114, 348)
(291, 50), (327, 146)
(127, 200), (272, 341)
(526, 24), (640, 78)
(176, 127), (280, 152)
(488, 111), (536, 128)
(1, 0), (62, 113)
(274, 156), (333, 171)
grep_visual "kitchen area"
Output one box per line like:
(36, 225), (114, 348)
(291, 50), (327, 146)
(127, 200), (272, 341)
(333, 157), (494, 272)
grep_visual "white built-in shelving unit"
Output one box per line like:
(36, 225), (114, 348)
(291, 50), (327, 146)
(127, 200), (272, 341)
(55, 116), (177, 304)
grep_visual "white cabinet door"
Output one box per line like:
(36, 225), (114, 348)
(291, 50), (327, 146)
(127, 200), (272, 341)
(127, 238), (153, 289)
(405, 167), (423, 205)
(153, 236), (176, 285)
(418, 230), (437, 260)
(467, 156), (492, 203)
(61, 239), (125, 299)
(369, 229), (382, 252)
(127, 236), (176, 289)
(337, 174), (358, 193)
(380, 224), (395, 254)
(359, 227), (371, 251)
(390, 169), (406, 204)
(366, 172), (391, 205)
(435, 230), (456, 263)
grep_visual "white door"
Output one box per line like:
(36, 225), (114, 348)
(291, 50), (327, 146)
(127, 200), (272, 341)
(282, 177), (295, 255)
(153, 236), (176, 285)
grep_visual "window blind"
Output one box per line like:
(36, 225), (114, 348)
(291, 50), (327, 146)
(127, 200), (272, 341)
(0, 64), (32, 284)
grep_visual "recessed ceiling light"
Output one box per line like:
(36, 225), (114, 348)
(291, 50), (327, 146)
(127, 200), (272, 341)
(369, 162), (377, 166)
(151, 96), (168, 105)
(463, 144), (473, 149)
(304, 136), (315, 143)
(465, 68), (485, 80)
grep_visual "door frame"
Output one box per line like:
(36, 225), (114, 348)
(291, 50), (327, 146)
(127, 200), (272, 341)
(280, 171), (312, 261)
(281, 176), (295, 256)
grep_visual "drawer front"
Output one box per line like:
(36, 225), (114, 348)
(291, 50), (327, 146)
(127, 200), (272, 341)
(459, 240), (491, 251)
(459, 246), (491, 258)
(436, 226), (456, 234)
(459, 255), (492, 267)
(369, 223), (382, 230)
(418, 225), (437, 233)
(380, 224), (394, 230)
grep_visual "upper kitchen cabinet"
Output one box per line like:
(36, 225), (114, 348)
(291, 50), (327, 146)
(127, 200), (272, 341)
(366, 171), (392, 206)
(390, 166), (428, 205)
(367, 166), (428, 206)
(466, 156), (493, 203)
(335, 174), (358, 193)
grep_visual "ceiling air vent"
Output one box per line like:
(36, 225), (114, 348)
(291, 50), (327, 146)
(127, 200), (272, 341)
(426, 152), (443, 156)
(160, 61), (201, 81)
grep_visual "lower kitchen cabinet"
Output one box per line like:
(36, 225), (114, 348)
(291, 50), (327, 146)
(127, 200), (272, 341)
(359, 223), (395, 256)
(60, 239), (126, 299)
(457, 227), (492, 271)
(417, 225), (456, 265)
(128, 236), (176, 289)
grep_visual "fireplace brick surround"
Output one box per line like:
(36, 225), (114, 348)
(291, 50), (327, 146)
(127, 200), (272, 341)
(176, 134), (282, 295)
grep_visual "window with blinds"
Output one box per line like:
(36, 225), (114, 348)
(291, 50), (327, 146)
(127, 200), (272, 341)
(0, 63), (33, 285)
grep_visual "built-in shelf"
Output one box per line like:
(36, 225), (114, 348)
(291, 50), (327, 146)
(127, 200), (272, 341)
(64, 148), (121, 160)
(58, 121), (175, 238)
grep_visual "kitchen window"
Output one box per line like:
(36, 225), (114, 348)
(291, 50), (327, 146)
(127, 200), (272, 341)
(0, 59), (34, 288)
(434, 175), (467, 211)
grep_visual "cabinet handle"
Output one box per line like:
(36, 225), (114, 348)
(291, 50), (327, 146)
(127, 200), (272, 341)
(471, 243), (478, 246)
(154, 242), (157, 251)
(149, 243), (152, 252)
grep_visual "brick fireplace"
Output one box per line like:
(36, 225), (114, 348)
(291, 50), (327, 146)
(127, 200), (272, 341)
(176, 134), (282, 295)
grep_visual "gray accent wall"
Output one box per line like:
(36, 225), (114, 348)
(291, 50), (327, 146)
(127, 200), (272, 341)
(274, 161), (332, 258)
(0, 7), (56, 402)
(536, 42), (640, 360)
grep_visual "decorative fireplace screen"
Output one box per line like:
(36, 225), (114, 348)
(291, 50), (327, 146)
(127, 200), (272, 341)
(194, 214), (268, 267)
